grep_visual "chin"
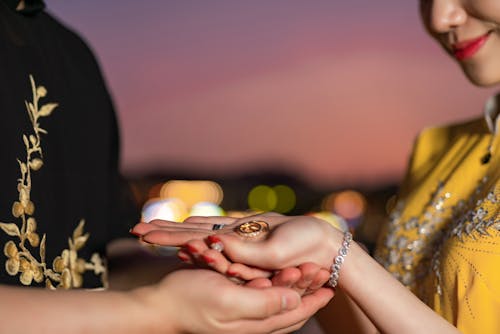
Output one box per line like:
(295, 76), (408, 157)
(461, 65), (500, 87)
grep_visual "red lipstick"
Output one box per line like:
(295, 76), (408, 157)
(452, 32), (492, 61)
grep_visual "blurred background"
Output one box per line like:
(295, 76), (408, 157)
(46, 0), (495, 248)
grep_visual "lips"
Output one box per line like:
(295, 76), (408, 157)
(452, 31), (492, 61)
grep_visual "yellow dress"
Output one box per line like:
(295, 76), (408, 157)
(374, 95), (500, 333)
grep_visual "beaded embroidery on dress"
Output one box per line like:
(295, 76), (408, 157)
(374, 94), (500, 333)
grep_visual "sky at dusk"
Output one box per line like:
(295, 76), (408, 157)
(46, 0), (497, 187)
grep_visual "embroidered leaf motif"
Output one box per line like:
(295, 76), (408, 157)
(0, 223), (20, 237)
(27, 102), (35, 114)
(22, 135), (29, 148)
(40, 234), (46, 263)
(74, 234), (90, 251)
(36, 127), (47, 134)
(73, 220), (85, 240)
(38, 103), (57, 117)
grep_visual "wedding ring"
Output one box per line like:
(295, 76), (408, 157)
(212, 224), (225, 231)
(235, 220), (269, 238)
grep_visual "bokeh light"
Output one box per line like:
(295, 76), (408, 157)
(160, 180), (223, 208)
(247, 184), (296, 213)
(273, 185), (296, 213)
(189, 202), (225, 217)
(322, 190), (367, 220)
(248, 185), (277, 212)
(142, 198), (188, 223)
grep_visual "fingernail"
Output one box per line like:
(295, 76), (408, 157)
(202, 255), (215, 264)
(226, 270), (239, 277)
(129, 229), (141, 237)
(186, 245), (198, 254)
(177, 253), (190, 262)
(207, 235), (221, 244)
(281, 293), (300, 311)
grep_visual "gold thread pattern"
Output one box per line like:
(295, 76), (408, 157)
(0, 75), (107, 289)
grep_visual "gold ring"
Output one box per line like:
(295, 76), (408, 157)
(235, 220), (269, 238)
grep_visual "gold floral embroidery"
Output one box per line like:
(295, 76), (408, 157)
(0, 75), (106, 289)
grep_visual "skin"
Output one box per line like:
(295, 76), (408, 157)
(132, 215), (461, 333)
(420, 0), (500, 86)
(137, 214), (331, 295)
(0, 268), (334, 334)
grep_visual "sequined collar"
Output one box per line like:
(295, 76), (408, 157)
(4, 0), (45, 15)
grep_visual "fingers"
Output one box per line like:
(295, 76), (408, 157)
(239, 287), (334, 334)
(245, 277), (273, 288)
(309, 269), (330, 291)
(213, 234), (280, 269)
(295, 263), (321, 290)
(183, 216), (237, 225)
(271, 268), (302, 288)
(141, 229), (212, 246)
(225, 286), (301, 320)
(181, 237), (274, 280)
(225, 262), (273, 280)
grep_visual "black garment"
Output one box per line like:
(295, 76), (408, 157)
(0, 1), (139, 288)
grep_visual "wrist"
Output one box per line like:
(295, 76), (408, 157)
(129, 284), (177, 334)
(327, 230), (353, 288)
(336, 240), (366, 291)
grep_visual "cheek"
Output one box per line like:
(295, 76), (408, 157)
(468, 0), (500, 24)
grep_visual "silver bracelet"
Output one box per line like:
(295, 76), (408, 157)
(329, 231), (353, 288)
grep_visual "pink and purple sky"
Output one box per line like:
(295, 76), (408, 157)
(46, 0), (496, 186)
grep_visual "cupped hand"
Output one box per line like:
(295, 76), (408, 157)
(141, 269), (334, 334)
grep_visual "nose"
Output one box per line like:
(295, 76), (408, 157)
(424, 0), (467, 34)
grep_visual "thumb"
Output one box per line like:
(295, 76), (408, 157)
(227, 286), (301, 320)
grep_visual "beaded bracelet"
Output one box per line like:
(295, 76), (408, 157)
(328, 231), (353, 288)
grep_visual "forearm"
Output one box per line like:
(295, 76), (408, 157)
(0, 285), (167, 333)
(339, 242), (458, 334)
(316, 289), (378, 334)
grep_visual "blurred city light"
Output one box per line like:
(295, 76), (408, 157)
(190, 202), (225, 217)
(322, 190), (366, 220)
(159, 180), (223, 208)
(273, 185), (296, 213)
(248, 185), (277, 212)
(141, 198), (188, 223)
(248, 184), (296, 213)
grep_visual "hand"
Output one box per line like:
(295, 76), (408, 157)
(139, 269), (334, 334)
(186, 215), (340, 269)
(132, 214), (340, 292)
(132, 213), (289, 279)
(131, 212), (284, 247)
